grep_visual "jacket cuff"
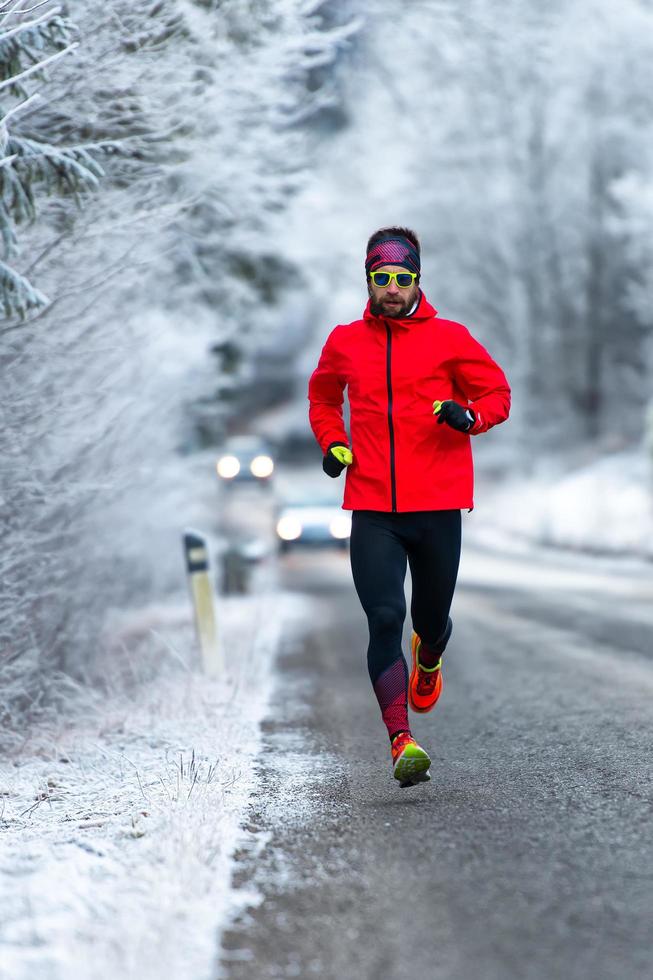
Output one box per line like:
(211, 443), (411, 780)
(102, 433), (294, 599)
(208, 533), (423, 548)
(468, 408), (486, 435)
(321, 434), (349, 454)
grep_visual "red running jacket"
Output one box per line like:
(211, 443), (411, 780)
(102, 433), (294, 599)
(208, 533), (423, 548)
(308, 291), (510, 512)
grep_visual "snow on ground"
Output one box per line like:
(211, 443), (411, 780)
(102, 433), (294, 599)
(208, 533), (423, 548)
(472, 447), (653, 561)
(0, 588), (309, 980)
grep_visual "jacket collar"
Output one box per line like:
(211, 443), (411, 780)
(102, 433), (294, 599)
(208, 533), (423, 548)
(362, 289), (438, 328)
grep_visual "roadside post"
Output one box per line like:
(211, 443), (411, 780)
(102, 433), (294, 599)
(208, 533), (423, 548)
(183, 529), (223, 677)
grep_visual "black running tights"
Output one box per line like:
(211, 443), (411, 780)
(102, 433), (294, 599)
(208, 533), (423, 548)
(349, 509), (462, 687)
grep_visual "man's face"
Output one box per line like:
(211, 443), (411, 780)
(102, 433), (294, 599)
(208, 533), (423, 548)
(367, 264), (420, 318)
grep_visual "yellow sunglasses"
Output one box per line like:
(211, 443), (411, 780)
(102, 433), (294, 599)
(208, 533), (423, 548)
(369, 270), (418, 288)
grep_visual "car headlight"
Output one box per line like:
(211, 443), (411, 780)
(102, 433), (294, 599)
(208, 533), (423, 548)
(277, 515), (302, 541)
(329, 515), (352, 539)
(250, 455), (274, 478)
(216, 455), (241, 479)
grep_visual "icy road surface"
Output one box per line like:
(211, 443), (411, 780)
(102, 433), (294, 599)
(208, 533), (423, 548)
(220, 530), (653, 980)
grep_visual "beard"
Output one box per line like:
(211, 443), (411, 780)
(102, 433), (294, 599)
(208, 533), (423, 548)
(370, 294), (415, 318)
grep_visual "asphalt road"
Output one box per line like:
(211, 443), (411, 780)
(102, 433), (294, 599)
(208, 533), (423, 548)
(219, 525), (653, 980)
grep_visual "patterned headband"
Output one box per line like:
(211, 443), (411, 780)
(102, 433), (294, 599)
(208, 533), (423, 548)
(365, 236), (420, 275)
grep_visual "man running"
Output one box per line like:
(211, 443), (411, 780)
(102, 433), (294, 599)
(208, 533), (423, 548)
(308, 226), (511, 787)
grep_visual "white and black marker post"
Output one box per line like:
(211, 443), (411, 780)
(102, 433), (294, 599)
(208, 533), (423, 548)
(183, 529), (223, 677)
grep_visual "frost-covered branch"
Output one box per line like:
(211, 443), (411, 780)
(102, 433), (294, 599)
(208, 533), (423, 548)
(0, 5), (62, 42)
(0, 0), (56, 19)
(0, 40), (78, 92)
(0, 257), (48, 316)
(0, 90), (40, 128)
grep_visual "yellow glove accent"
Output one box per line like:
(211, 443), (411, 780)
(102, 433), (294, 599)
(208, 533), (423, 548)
(330, 445), (353, 466)
(432, 400), (443, 415)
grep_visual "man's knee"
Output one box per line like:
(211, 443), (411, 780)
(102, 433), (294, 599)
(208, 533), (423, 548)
(367, 603), (403, 639)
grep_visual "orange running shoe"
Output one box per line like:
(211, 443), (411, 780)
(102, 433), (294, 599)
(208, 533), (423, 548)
(391, 731), (431, 787)
(408, 631), (443, 713)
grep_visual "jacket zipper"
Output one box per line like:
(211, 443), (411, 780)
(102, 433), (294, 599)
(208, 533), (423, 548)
(385, 322), (397, 512)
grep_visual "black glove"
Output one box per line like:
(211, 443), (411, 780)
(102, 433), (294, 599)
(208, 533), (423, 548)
(435, 400), (475, 432)
(322, 442), (352, 478)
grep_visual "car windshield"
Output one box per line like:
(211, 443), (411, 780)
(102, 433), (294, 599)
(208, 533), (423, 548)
(223, 437), (270, 455)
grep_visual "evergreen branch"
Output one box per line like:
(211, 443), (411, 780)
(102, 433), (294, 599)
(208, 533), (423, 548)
(7, 134), (105, 184)
(63, 138), (128, 156)
(0, 38), (78, 92)
(0, 89), (40, 128)
(0, 257), (48, 320)
(0, 152), (17, 166)
(0, 6), (62, 42)
(1, 165), (35, 233)
(0, 1), (57, 19)
(0, 135), (105, 257)
(0, 17), (73, 77)
(54, 128), (184, 157)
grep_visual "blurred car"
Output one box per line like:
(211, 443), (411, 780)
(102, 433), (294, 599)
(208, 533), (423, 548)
(275, 492), (352, 553)
(216, 435), (275, 486)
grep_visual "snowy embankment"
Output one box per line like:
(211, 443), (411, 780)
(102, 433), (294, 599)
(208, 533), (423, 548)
(0, 590), (301, 980)
(473, 448), (653, 560)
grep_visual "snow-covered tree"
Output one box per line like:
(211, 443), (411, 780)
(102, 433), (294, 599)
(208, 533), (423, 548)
(0, 1), (108, 320)
(0, 0), (359, 744)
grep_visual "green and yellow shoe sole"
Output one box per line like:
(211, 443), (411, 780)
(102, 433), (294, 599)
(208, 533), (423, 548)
(393, 743), (432, 788)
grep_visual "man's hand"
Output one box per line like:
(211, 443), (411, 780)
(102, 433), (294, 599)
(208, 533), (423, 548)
(322, 442), (353, 477)
(433, 400), (475, 433)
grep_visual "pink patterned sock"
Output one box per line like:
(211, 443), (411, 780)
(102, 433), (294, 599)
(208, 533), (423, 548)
(372, 656), (410, 741)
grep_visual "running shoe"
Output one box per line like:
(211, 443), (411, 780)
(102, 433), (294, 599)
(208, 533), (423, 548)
(408, 631), (443, 713)
(391, 731), (431, 788)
